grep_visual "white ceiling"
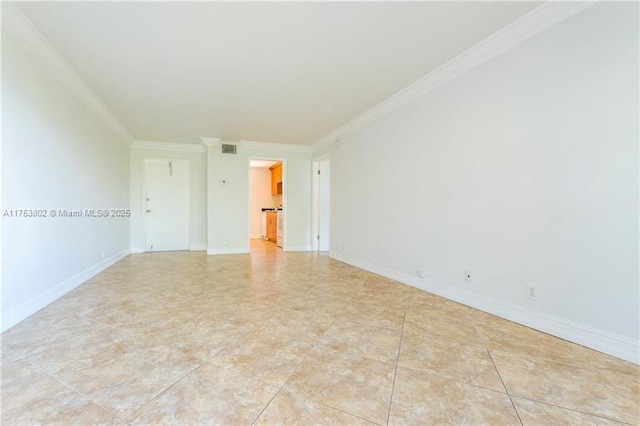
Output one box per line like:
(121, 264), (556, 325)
(17, 1), (540, 145)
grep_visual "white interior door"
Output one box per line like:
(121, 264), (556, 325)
(318, 159), (330, 251)
(144, 159), (190, 251)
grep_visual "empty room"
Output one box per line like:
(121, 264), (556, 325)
(1, 1), (638, 425)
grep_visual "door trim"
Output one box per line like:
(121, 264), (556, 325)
(247, 156), (287, 251)
(312, 153), (330, 251)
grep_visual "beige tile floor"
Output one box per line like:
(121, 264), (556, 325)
(1, 239), (638, 425)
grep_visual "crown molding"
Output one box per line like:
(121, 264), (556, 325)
(2, 3), (134, 144)
(311, 0), (596, 153)
(241, 140), (312, 154)
(132, 140), (206, 153)
(200, 137), (222, 148)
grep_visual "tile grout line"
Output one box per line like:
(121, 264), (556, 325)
(395, 363), (516, 396)
(121, 360), (208, 423)
(315, 400), (385, 426)
(487, 349), (523, 426)
(504, 393), (636, 425)
(25, 359), (119, 421)
(248, 374), (291, 425)
(250, 274), (372, 425)
(386, 311), (406, 425)
(20, 300), (209, 420)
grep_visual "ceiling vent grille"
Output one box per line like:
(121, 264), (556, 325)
(221, 144), (237, 154)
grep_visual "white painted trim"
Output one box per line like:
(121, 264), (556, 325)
(311, 0), (596, 154)
(207, 248), (250, 255)
(201, 137), (222, 147)
(286, 245), (312, 252)
(132, 140), (205, 153)
(312, 161), (320, 252)
(2, 250), (129, 332)
(1, 3), (134, 144)
(330, 252), (639, 365)
(189, 244), (206, 251)
(246, 155), (288, 252)
(241, 140), (312, 154)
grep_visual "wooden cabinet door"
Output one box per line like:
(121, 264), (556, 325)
(270, 163), (283, 196)
(266, 211), (277, 242)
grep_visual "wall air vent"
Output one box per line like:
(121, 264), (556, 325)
(221, 144), (237, 155)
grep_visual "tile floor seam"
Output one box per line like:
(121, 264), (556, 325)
(386, 310), (406, 425)
(394, 363), (510, 396)
(202, 358), (283, 388)
(39, 337), (206, 421)
(3, 321), (105, 360)
(305, 274), (370, 349)
(352, 275), (373, 299)
(274, 385), (384, 426)
(330, 317), (403, 333)
(122, 360), (208, 424)
(248, 274), (379, 424)
(313, 399), (385, 426)
(57, 307), (141, 334)
(506, 392), (637, 425)
(488, 346), (636, 375)
(406, 330), (485, 350)
(338, 317), (404, 333)
(487, 349), (523, 426)
(249, 371), (294, 425)
(22, 357), (119, 422)
(0, 347), (26, 363)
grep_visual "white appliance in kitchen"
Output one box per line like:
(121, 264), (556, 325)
(276, 210), (283, 248)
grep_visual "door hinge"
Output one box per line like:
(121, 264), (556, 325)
(317, 170), (320, 175)
(317, 234), (320, 240)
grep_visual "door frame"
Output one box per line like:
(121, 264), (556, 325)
(247, 156), (287, 251)
(142, 157), (191, 252)
(312, 153), (330, 251)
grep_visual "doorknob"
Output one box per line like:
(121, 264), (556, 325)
(146, 209), (152, 213)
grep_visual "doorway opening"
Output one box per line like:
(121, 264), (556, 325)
(248, 157), (285, 252)
(143, 158), (190, 252)
(312, 155), (330, 252)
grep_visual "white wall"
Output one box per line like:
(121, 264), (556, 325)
(130, 144), (207, 252)
(2, 30), (131, 329)
(249, 167), (273, 238)
(327, 3), (639, 362)
(206, 142), (312, 254)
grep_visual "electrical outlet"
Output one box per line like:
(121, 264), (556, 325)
(417, 269), (426, 279)
(526, 284), (538, 300)
(464, 269), (472, 283)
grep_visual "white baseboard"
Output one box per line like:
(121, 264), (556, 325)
(189, 244), (206, 251)
(286, 245), (312, 252)
(207, 248), (250, 255)
(331, 252), (639, 365)
(2, 250), (130, 332)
